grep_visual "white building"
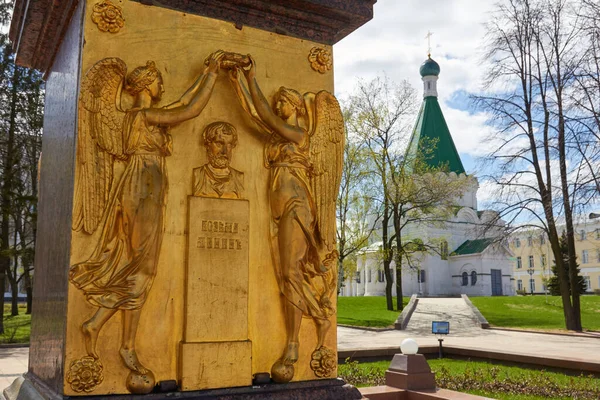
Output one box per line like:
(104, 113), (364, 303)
(340, 56), (514, 298)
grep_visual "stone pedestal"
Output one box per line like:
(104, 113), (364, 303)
(7, 0), (375, 399)
(6, 375), (363, 400)
(385, 354), (436, 391)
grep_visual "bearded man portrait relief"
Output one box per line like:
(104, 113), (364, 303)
(193, 121), (244, 199)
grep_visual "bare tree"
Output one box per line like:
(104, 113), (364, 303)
(336, 132), (380, 293)
(345, 76), (417, 310)
(474, 0), (590, 331)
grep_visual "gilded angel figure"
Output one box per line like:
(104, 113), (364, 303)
(228, 54), (344, 382)
(69, 51), (224, 394)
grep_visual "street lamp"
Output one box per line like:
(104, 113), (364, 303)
(589, 213), (600, 219)
(527, 268), (535, 295)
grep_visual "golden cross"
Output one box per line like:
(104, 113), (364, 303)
(425, 31), (433, 56)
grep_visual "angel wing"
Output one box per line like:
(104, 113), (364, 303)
(72, 58), (127, 234)
(306, 91), (345, 252)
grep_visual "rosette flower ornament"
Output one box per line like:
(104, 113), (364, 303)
(310, 346), (336, 378)
(67, 356), (104, 393)
(92, 0), (125, 33)
(308, 47), (333, 74)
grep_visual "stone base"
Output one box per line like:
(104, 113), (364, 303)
(3, 375), (363, 400)
(385, 354), (436, 391)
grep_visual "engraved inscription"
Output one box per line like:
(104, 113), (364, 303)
(197, 219), (243, 250)
(185, 197), (249, 345)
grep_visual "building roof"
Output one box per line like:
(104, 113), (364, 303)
(405, 96), (466, 174)
(452, 238), (495, 256)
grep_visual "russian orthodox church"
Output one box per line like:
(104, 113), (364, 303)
(340, 56), (514, 298)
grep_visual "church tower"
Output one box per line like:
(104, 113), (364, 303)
(405, 55), (478, 209)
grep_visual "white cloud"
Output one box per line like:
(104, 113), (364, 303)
(333, 0), (497, 160)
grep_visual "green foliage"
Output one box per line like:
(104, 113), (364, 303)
(470, 296), (600, 331)
(547, 233), (587, 296)
(0, 0), (44, 324)
(339, 358), (600, 399)
(337, 296), (405, 327)
(0, 304), (30, 344)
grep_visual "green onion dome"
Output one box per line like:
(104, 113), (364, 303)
(419, 56), (440, 77)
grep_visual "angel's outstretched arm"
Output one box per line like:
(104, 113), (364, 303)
(145, 52), (223, 125)
(229, 68), (272, 134)
(162, 51), (225, 110)
(162, 74), (208, 110)
(243, 56), (304, 144)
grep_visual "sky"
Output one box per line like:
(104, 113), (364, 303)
(333, 0), (498, 179)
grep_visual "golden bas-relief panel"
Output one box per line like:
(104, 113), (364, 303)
(67, 0), (339, 395)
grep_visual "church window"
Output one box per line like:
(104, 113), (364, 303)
(471, 271), (477, 285)
(527, 236), (533, 246)
(440, 240), (448, 260)
(580, 230), (587, 240)
(582, 250), (589, 264)
(517, 280), (523, 291)
(528, 255), (534, 269)
(596, 229), (600, 240)
(377, 270), (385, 283)
(461, 272), (468, 286)
(368, 269), (372, 283)
(516, 257), (522, 269)
(514, 238), (521, 248)
(540, 234), (546, 244)
(541, 254), (546, 267)
(419, 270), (426, 283)
(355, 271), (361, 284)
(597, 250), (600, 263)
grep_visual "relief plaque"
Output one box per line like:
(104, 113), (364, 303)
(181, 196), (251, 390)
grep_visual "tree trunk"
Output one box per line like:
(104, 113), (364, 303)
(381, 199), (393, 311)
(546, 217), (577, 330)
(395, 263), (403, 311)
(10, 283), (18, 317)
(24, 270), (32, 315)
(337, 258), (345, 295)
(393, 207), (404, 311)
(0, 61), (20, 334)
(383, 258), (393, 311)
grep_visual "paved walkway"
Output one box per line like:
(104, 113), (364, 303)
(339, 297), (600, 365)
(1, 297), (599, 391)
(0, 347), (27, 391)
(404, 298), (481, 336)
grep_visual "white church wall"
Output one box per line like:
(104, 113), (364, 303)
(450, 256), (487, 296)
(482, 251), (515, 296)
(451, 174), (479, 209)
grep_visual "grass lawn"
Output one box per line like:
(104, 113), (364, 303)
(0, 304), (31, 344)
(337, 296), (408, 328)
(339, 358), (600, 400)
(470, 295), (600, 331)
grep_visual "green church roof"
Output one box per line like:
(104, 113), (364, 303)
(405, 96), (466, 174)
(452, 238), (494, 256)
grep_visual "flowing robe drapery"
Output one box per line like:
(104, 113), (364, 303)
(70, 110), (171, 310)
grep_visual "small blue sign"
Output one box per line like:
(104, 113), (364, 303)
(432, 321), (450, 334)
